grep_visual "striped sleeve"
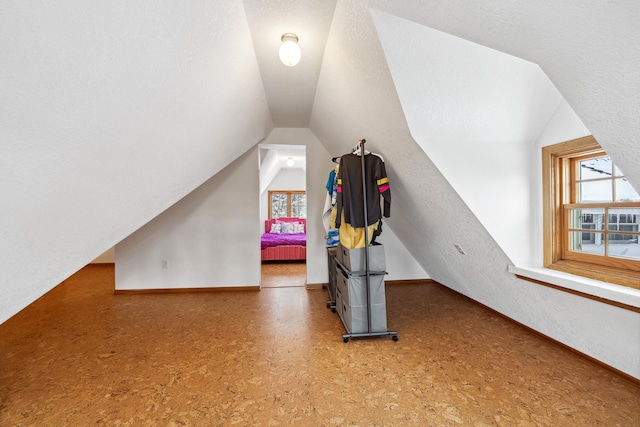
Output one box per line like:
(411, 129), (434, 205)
(377, 162), (391, 218)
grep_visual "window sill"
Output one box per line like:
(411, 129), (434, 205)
(508, 265), (640, 311)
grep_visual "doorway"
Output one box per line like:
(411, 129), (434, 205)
(258, 144), (307, 288)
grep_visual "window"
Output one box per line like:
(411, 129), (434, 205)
(543, 136), (640, 289)
(268, 190), (306, 219)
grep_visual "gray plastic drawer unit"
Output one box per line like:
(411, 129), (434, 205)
(336, 268), (386, 307)
(336, 243), (386, 272)
(340, 301), (387, 334)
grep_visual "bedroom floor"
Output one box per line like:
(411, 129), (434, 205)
(261, 261), (306, 288)
(1, 264), (638, 426)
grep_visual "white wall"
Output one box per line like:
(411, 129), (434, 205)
(0, 0), (272, 323)
(371, 10), (564, 267)
(375, 224), (429, 281)
(116, 147), (261, 290)
(369, 0), (640, 195)
(114, 127), (333, 290)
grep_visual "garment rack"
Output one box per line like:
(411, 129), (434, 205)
(340, 139), (398, 343)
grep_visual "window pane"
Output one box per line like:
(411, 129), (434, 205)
(607, 234), (640, 260)
(578, 181), (612, 202)
(271, 194), (288, 218)
(608, 209), (640, 231)
(615, 178), (640, 202)
(578, 156), (612, 180)
(569, 231), (604, 255)
(291, 194), (306, 218)
(569, 208), (604, 230)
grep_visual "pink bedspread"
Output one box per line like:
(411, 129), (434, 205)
(261, 233), (306, 250)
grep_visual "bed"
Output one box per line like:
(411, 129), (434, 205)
(261, 217), (307, 261)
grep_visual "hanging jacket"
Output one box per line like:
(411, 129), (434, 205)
(335, 153), (390, 228)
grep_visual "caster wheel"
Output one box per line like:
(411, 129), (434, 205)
(326, 302), (330, 308)
(331, 307), (336, 313)
(392, 335), (399, 341)
(343, 337), (349, 343)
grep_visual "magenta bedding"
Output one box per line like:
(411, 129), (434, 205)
(260, 232), (307, 250)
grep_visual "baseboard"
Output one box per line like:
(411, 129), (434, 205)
(432, 280), (640, 386)
(114, 286), (260, 295)
(385, 278), (433, 286)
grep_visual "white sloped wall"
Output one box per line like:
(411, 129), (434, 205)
(311, 0), (639, 379)
(369, 0), (640, 197)
(371, 10), (565, 267)
(116, 147), (262, 290)
(0, 0), (272, 323)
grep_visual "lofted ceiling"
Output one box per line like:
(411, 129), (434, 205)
(243, 0), (338, 127)
(243, 0), (639, 196)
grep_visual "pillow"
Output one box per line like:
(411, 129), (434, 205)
(280, 222), (295, 234)
(269, 223), (282, 234)
(294, 223), (305, 233)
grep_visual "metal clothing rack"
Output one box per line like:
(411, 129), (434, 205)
(339, 139), (398, 343)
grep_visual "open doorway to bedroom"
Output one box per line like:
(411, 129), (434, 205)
(258, 144), (307, 288)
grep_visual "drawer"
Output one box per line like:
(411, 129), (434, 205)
(338, 273), (386, 307)
(339, 299), (351, 332)
(343, 303), (387, 334)
(337, 243), (385, 272)
(336, 267), (348, 299)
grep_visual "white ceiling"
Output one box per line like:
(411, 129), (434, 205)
(241, 0), (639, 192)
(243, 0), (337, 127)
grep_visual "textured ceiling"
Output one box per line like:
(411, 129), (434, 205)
(243, 0), (337, 127)
(241, 0), (639, 189)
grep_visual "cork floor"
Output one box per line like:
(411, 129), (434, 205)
(1, 264), (638, 426)
(261, 262), (306, 288)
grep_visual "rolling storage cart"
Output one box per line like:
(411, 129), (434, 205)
(335, 243), (396, 341)
(331, 139), (397, 343)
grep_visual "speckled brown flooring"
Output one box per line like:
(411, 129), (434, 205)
(1, 265), (638, 426)
(261, 262), (306, 288)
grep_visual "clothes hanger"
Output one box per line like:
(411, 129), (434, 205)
(352, 139), (384, 161)
(351, 141), (370, 156)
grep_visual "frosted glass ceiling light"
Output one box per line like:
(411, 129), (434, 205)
(286, 157), (295, 166)
(279, 33), (301, 66)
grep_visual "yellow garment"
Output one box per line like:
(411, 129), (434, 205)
(337, 212), (379, 249)
(329, 204), (338, 229)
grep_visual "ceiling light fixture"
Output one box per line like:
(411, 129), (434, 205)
(279, 33), (301, 67)
(286, 157), (295, 167)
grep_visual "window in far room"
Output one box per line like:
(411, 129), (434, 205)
(268, 190), (306, 219)
(543, 136), (640, 289)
